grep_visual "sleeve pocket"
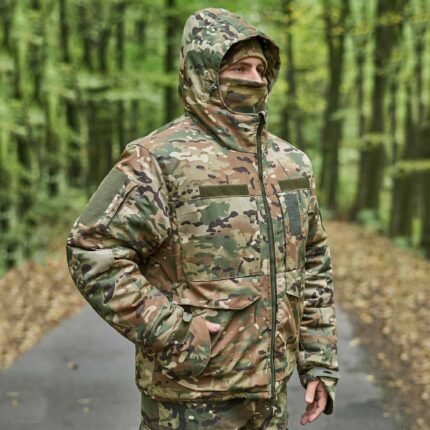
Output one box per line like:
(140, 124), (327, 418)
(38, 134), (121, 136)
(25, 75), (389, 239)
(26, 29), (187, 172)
(78, 168), (137, 228)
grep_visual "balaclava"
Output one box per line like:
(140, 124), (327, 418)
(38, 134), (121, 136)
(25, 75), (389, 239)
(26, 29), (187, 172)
(219, 38), (269, 114)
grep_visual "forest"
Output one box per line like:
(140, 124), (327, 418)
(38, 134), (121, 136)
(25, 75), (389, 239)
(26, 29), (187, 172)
(0, 0), (429, 274)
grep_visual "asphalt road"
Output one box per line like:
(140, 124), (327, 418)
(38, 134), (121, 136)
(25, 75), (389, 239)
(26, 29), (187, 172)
(0, 306), (399, 430)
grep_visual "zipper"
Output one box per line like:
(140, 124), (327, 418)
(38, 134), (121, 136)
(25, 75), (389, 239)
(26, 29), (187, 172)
(256, 111), (277, 399)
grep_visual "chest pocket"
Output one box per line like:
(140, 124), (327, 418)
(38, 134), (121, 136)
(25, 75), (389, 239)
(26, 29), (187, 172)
(175, 184), (261, 281)
(276, 177), (311, 270)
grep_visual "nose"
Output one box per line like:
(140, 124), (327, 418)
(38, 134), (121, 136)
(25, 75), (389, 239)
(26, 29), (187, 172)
(250, 67), (263, 83)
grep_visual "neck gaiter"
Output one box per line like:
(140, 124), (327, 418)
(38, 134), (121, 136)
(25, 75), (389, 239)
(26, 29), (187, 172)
(219, 77), (268, 114)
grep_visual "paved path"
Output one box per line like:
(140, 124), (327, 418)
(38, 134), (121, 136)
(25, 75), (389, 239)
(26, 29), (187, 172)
(0, 306), (399, 430)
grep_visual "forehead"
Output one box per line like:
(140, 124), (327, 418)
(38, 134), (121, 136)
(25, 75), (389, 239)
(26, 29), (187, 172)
(229, 56), (266, 67)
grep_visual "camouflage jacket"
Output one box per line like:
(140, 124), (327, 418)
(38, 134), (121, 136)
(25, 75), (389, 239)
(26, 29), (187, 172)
(66, 8), (339, 413)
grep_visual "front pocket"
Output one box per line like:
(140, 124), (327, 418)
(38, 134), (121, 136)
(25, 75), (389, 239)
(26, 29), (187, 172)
(170, 275), (270, 391)
(175, 194), (261, 281)
(276, 188), (311, 270)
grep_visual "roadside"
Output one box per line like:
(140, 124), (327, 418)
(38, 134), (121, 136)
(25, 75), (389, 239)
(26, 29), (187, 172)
(328, 221), (429, 430)
(0, 304), (398, 430)
(0, 249), (85, 368)
(0, 220), (428, 428)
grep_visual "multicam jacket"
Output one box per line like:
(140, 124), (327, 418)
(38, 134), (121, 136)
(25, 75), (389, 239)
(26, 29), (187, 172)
(66, 7), (339, 413)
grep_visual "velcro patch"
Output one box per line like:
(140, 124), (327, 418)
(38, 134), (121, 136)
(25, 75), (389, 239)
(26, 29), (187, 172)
(284, 193), (302, 236)
(78, 168), (128, 226)
(279, 177), (310, 192)
(199, 184), (249, 197)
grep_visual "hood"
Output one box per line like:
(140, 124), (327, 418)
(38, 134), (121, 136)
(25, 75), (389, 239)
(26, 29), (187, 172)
(179, 8), (281, 153)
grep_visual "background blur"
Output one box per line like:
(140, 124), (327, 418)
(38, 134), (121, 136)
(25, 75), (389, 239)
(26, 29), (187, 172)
(0, 0), (429, 272)
(0, 1), (429, 429)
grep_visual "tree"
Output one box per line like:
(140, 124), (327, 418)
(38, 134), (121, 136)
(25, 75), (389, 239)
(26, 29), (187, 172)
(164, 0), (179, 123)
(319, 0), (350, 210)
(354, 0), (409, 216)
(279, 0), (305, 150)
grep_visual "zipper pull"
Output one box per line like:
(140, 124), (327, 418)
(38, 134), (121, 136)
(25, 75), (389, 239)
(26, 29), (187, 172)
(208, 82), (218, 94)
(258, 111), (267, 125)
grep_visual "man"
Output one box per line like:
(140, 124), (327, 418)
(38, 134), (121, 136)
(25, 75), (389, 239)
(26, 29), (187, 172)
(66, 7), (339, 429)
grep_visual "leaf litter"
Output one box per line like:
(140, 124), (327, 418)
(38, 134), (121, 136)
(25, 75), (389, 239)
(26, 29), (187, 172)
(0, 220), (428, 428)
(328, 221), (429, 430)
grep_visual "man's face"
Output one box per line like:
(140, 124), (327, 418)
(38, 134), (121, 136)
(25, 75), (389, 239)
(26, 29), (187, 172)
(219, 56), (267, 84)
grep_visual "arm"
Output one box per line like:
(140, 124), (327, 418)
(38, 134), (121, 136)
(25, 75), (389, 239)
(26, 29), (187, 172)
(297, 171), (340, 415)
(66, 144), (211, 377)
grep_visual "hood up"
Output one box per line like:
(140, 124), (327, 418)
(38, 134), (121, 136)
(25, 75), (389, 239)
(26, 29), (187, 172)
(179, 8), (281, 153)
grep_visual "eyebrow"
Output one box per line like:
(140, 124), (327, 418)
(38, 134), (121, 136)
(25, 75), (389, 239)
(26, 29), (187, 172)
(229, 60), (266, 68)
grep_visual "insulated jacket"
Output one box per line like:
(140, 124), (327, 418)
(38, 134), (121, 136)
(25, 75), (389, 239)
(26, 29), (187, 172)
(66, 7), (339, 413)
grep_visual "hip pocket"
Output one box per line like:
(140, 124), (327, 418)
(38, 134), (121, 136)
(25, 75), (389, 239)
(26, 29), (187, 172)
(171, 275), (269, 391)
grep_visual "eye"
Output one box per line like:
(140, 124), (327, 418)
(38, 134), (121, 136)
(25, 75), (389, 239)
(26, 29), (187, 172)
(257, 66), (266, 77)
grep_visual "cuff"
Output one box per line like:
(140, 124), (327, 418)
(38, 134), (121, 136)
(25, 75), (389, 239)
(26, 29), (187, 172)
(299, 367), (340, 415)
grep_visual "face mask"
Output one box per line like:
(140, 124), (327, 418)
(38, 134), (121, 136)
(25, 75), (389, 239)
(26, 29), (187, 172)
(219, 77), (268, 114)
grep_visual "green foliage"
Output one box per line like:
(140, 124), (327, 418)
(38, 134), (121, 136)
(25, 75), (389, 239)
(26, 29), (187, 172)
(392, 235), (412, 250)
(391, 159), (430, 176)
(0, 0), (430, 271)
(21, 188), (87, 263)
(0, 187), (87, 275)
(356, 209), (385, 234)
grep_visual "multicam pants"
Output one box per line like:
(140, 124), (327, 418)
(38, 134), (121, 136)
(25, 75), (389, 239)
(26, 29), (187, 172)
(139, 380), (288, 430)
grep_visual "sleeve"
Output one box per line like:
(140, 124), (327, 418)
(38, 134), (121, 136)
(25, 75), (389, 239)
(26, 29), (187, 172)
(297, 170), (340, 415)
(65, 144), (211, 377)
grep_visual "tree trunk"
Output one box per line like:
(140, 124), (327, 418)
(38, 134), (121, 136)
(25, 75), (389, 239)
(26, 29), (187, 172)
(388, 64), (400, 165)
(12, 36), (22, 100)
(45, 98), (60, 196)
(115, 1), (126, 70)
(28, 0), (44, 105)
(389, 173), (414, 239)
(59, 2), (83, 187)
(389, 84), (415, 239)
(86, 98), (114, 193)
(98, 27), (111, 73)
(415, 24), (426, 124)
(412, 19), (427, 253)
(389, 12), (426, 243)
(59, 0), (70, 63)
(280, 0), (305, 150)
(349, 14), (369, 219)
(129, 99), (141, 141)
(421, 171), (430, 258)
(0, 0), (15, 52)
(164, 0), (178, 123)
(0, 144), (11, 235)
(135, 19), (146, 47)
(354, 0), (408, 217)
(77, 4), (93, 70)
(65, 95), (83, 187)
(116, 1), (127, 153)
(0, 0), (15, 273)
(418, 120), (430, 257)
(117, 100), (126, 153)
(319, 0), (349, 211)
(16, 133), (33, 218)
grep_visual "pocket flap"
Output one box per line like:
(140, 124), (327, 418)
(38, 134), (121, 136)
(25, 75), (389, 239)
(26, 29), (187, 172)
(174, 276), (261, 309)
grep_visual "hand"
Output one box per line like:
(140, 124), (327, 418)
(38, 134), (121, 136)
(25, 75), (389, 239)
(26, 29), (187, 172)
(300, 380), (328, 425)
(205, 321), (221, 333)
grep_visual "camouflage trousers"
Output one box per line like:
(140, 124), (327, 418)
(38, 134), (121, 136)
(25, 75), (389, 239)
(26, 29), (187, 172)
(139, 380), (288, 430)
